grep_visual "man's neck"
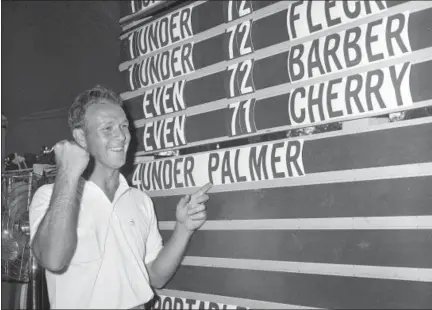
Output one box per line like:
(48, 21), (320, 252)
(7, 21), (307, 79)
(89, 165), (121, 202)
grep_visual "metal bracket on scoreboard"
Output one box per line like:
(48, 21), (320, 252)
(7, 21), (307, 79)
(342, 117), (390, 133)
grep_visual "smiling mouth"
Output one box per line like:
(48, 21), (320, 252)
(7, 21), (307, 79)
(109, 148), (124, 152)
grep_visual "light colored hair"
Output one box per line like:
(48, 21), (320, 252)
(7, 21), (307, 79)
(68, 85), (123, 131)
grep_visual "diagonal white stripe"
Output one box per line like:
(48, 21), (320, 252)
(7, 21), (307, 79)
(158, 215), (432, 230)
(181, 257), (432, 282)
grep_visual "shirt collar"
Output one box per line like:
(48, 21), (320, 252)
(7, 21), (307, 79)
(115, 173), (130, 201)
(85, 173), (131, 204)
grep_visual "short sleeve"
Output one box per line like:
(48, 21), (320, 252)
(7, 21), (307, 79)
(29, 184), (53, 244)
(143, 195), (163, 264)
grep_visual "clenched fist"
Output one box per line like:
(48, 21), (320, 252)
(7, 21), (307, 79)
(53, 140), (89, 178)
(176, 183), (212, 232)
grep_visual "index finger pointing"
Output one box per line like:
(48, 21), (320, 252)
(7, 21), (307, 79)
(192, 182), (213, 197)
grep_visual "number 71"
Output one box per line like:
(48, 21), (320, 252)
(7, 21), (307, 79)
(229, 99), (257, 136)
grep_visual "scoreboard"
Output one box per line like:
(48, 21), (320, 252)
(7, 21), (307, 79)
(118, 1), (432, 309)
(119, 0), (432, 155)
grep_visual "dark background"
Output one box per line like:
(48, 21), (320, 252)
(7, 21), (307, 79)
(2, 0), (125, 155)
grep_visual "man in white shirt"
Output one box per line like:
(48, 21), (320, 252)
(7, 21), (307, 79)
(29, 86), (211, 309)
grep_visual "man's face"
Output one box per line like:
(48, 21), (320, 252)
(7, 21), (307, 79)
(83, 101), (131, 170)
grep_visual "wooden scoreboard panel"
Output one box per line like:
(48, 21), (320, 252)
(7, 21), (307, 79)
(120, 0), (432, 155)
(119, 1), (432, 309)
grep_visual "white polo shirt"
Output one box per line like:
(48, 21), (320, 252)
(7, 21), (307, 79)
(29, 175), (163, 309)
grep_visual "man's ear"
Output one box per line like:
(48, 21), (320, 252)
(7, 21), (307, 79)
(72, 128), (87, 150)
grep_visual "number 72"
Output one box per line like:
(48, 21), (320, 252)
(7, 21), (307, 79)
(227, 0), (253, 22)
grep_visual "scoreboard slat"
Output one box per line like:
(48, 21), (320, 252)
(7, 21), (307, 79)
(152, 176), (432, 221)
(160, 229), (432, 269)
(130, 121), (432, 192)
(166, 266), (432, 309)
